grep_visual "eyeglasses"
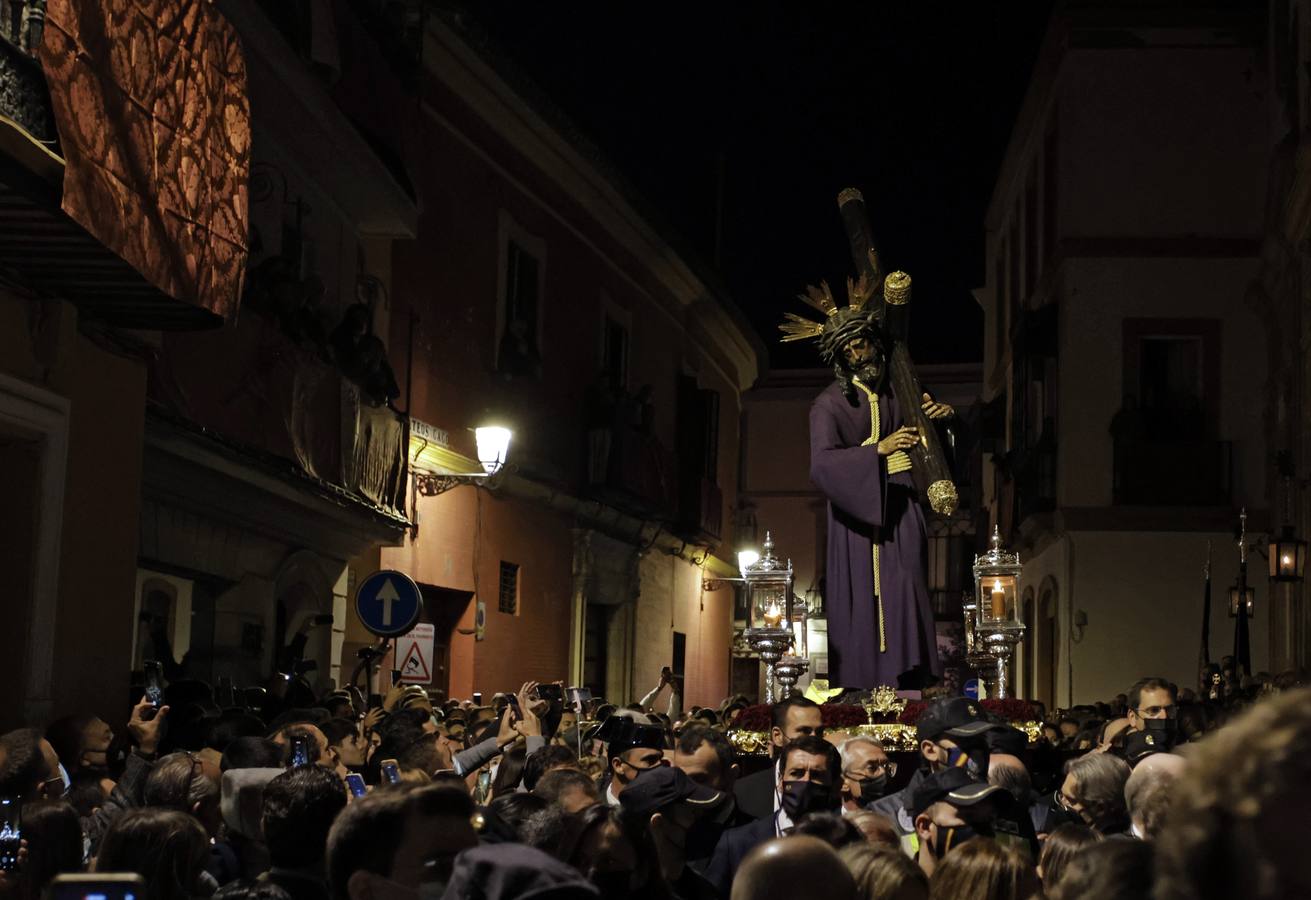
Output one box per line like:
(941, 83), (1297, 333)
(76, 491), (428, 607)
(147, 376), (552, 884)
(845, 760), (897, 779)
(1134, 705), (1177, 719)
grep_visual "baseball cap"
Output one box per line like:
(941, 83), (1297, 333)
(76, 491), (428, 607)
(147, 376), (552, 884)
(909, 767), (1007, 818)
(618, 765), (732, 822)
(916, 697), (997, 743)
(595, 715), (665, 753)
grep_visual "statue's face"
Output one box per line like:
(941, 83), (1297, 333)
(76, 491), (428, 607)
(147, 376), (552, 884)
(841, 335), (884, 382)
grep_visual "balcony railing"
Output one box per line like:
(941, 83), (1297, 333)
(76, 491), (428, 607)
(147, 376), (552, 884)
(0, 0), (54, 144)
(1113, 438), (1232, 507)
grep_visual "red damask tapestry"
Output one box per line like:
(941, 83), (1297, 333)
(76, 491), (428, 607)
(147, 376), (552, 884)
(39, 0), (251, 320)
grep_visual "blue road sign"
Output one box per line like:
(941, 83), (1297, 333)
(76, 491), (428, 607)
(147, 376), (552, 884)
(355, 570), (423, 638)
(964, 678), (981, 700)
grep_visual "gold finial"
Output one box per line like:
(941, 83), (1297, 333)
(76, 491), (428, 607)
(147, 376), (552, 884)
(884, 271), (911, 306)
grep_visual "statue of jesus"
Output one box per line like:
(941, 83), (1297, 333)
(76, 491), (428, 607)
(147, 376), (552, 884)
(783, 279), (951, 690)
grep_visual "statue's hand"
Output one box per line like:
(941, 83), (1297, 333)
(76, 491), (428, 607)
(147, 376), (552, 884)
(877, 425), (919, 456)
(921, 393), (954, 419)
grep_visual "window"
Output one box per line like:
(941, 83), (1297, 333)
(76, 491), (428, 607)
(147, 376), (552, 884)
(599, 296), (630, 389)
(1043, 116), (1058, 269)
(1025, 163), (1039, 295)
(495, 213), (546, 378)
(498, 561), (519, 615)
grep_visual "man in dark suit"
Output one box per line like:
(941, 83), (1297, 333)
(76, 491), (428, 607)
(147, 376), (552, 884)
(732, 696), (823, 820)
(705, 735), (841, 895)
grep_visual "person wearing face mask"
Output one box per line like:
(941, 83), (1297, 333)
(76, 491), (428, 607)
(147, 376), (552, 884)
(704, 735), (841, 895)
(596, 716), (668, 807)
(866, 697), (997, 836)
(1055, 752), (1132, 837)
(619, 764), (733, 898)
(327, 783), (479, 900)
(1125, 677), (1179, 750)
(905, 767), (1009, 878)
(838, 736), (895, 812)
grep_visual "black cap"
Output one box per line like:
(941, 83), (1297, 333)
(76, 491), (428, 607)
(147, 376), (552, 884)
(618, 765), (731, 822)
(1121, 730), (1165, 766)
(595, 715), (664, 753)
(916, 697), (996, 743)
(909, 767), (1007, 818)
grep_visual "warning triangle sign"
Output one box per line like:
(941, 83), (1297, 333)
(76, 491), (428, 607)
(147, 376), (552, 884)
(399, 641), (430, 682)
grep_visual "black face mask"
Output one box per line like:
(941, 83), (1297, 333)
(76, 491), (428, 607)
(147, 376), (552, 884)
(929, 822), (992, 858)
(780, 780), (836, 819)
(855, 775), (889, 806)
(1142, 717), (1178, 749)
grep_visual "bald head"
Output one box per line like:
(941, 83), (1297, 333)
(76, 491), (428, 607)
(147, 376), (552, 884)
(732, 836), (855, 900)
(987, 753), (1031, 802)
(1125, 751), (1186, 840)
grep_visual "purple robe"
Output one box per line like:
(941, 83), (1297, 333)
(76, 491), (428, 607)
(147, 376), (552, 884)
(809, 381), (942, 688)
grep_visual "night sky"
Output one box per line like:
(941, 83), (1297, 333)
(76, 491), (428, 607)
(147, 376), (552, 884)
(470, 3), (1054, 370)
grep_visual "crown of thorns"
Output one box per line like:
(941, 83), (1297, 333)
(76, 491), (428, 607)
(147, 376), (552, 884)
(779, 276), (890, 363)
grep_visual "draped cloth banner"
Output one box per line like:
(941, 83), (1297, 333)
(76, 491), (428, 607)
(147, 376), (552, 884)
(39, 0), (251, 319)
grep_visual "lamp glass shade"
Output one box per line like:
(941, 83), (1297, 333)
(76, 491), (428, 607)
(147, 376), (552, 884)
(743, 533), (793, 632)
(1228, 585), (1255, 617)
(475, 426), (511, 475)
(1269, 528), (1307, 583)
(972, 528), (1024, 628)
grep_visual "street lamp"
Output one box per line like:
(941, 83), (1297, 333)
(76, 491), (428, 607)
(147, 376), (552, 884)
(972, 526), (1026, 699)
(1268, 526), (1306, 583)
(737, 549), (760, 576)
(475, 426), (512, 475)
(1228, 584), (1255, 618)
(415, 425), (513, 496)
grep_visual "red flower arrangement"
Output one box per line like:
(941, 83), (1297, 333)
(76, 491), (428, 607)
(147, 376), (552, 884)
(731, 697), (1037, 732)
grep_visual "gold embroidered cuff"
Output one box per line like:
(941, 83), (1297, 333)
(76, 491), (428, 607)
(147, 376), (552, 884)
(887, 451), (912, 474)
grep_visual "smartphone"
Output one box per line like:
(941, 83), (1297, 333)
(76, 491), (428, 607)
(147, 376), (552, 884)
(380, 758), (400, 784)
(345, 773), (367, 798)
(567, 686), (592, 714)
(141, 661), (164, 721)
(507, 694), (522, 718)
(0, 796), (20, 872)
(390, 669), (402, 687)
(216, 676), (236, 709)
(51, 874), (147, 900)
(472, 691), (483, 706)
(290, 736), (310, 768)
(536, 683), (563, 706)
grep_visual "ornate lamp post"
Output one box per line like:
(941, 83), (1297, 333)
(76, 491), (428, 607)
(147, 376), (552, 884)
(972, 527), (1026, 699)
(742, 532), (795, 704)
(961, 590), (999, 699)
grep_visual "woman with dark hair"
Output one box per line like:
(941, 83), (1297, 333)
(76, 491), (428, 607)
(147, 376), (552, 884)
(488, 742), (526, 799)
(1036, 823), (1101, 894)
(16, 801), (84, 900)
(95, 809), (210, 900)
(539, 804), (669, 900)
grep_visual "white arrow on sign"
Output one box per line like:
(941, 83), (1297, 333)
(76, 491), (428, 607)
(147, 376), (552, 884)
(376, 578), (401, 627)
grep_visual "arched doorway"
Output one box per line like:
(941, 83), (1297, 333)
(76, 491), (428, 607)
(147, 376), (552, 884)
(1021, 587), (1035, 699)
(1035, 578), (1059, 710)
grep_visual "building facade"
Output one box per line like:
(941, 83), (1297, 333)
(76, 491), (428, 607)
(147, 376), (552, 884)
(979, 1), (1271, 707)
(335, 12), (763, 708)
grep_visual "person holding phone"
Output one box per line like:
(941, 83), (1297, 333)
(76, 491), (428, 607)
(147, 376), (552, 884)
(638, 667), (684, 719)
(0, 695), (166, 857)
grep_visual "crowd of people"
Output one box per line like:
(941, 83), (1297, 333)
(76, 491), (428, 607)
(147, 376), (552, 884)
(0, 662), (1307, 900)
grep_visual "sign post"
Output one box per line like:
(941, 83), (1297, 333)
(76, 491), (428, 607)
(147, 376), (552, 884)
(355, 570), (423, 638)
(395, 623), (435, 685)
(355, 571), (424, 701)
